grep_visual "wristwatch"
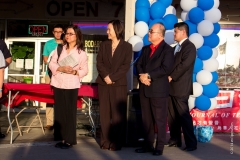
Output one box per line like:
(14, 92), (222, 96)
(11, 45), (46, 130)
(147, 73), (151, 79)
(74, 70), (77, 75)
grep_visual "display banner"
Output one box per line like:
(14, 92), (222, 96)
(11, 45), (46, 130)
(191, 107), (240, 132)
(190, 90), (240, 132)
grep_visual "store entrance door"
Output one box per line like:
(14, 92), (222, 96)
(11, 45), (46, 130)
(5, 37), (52, 84)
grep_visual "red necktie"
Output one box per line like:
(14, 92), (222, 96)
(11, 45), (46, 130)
(149, 44), (156, 57)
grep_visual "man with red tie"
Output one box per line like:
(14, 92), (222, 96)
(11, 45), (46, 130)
(135, 23), (174, 156)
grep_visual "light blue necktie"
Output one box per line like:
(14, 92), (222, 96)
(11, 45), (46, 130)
(174, 43), (180, 55)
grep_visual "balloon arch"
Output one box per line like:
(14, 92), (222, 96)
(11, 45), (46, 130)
(129, 0), (221, 111)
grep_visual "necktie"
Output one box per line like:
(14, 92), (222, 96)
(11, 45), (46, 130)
(174, 43), (180, 55)
(149, 45), (156, 57)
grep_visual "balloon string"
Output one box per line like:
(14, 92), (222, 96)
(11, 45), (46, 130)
(130, 57), (139, 66)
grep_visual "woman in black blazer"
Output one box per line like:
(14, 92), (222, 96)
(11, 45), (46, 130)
(96, 20), (132, 151)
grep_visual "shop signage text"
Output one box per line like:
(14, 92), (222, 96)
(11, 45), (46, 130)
(28, 25), (48, 36)
(46, 0), (124, 18)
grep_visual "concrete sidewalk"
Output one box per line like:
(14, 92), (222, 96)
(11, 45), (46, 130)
(0, 112), (239, 160)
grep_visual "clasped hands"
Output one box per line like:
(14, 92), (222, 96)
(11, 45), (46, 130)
(139, 73), (151, 86)
(104, 75), (115, 84)
(58, 66), (76, 74)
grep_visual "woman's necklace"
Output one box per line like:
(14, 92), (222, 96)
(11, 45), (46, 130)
(112, 40), (120, 55)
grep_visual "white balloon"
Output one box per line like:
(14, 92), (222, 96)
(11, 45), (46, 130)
(180, 0), (197, 12)
(128, 35), (144, 52)
(181, 11), (189, 21)
(150, 0), (157, 6)
(188, 96), (196, 111)
(211, 48), (218, 58)
(192, 82), (203, 97)
(204, 8), (222, 23)
(209, 98), (217, 110)
(197, 20), (214, 36)
(203, 58), (219, 72)
(164, 5), (176, 16)
(134, 21), (149, 38)
(189, 33), (204, 49)
(164, 29), (175, 45)
(196, 70), (213, 85)
(213, 0), (220, 8)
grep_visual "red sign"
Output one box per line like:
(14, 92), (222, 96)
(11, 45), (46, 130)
(28, 25), (48, 36)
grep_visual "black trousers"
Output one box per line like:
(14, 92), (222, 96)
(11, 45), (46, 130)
(139, 88), (168, 150)
(98, 84), (127, 149)
(168, 95), (197, 148)
(53, 87), (78, 145)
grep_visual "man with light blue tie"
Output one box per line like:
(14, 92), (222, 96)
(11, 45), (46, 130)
(167, 22), (197, 151)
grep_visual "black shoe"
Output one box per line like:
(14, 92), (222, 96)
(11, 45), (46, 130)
(55, 142), (63, 148)
(61, 143), (72, 149)
(135, 147), (154, 153)
(183, 146), (197, 151)
(153, 150), (163, 156)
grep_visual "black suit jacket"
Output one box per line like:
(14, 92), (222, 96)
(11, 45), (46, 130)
(136, 41), (174, 98)
(169, 39), (196, 97)
(96, 39), (132, 86)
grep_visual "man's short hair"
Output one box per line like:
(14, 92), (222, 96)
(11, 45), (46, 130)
(53, 24), (64, 30)
(174, 22), (189, 37)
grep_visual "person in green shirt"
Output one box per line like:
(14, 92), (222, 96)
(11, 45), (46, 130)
(42, 24), (64, 130)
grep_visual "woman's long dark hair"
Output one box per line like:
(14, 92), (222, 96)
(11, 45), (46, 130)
(64, 25), (84, 52)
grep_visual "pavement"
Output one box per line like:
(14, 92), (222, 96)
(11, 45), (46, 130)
(0, 111), (240, 160)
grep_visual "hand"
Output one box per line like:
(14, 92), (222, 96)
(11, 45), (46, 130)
(59, 66), (73, 74)
(142, 79), (151, 86)
(168, 76), (172, 82)
(0, 92), (2, 98)
(139, 73), (151, 86)
(104, 75), (113, 84)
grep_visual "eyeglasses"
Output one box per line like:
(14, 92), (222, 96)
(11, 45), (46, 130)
(148, 30), (160, 34)
(53, 31), (63, 34)
(65, 33), (76, 36)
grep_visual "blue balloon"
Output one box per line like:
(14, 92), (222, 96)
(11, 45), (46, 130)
(198, 0), (214, 11)
(193, 58), (203, 73)
(203, 33), (220, 48)
(211, 71), (218, 83)
(136, 0), (150, 8)
(148, 19), (166, 29)
(185, 20), (197, 36)
(202, 83), (219, 98)
(143, 34), (151, 46)
(188, 7), (204, 24)
(195, 95), (211, 111)
(197, 46), (213, 60)
(134, 50), (142, 59)
(150, 2), (166, 19)
(163, 14), (178, 30)
(192, 73), (196, 82)
(136, 7), (150, 23)
(157, 0), (172, 8)
(213, 23), (220, 34)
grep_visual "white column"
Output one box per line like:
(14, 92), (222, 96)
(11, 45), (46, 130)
(125, 0), (135, 90)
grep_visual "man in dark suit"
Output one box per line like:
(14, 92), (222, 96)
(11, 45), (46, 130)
(167, 22), (197, 151)
(135, 23), (174, 156)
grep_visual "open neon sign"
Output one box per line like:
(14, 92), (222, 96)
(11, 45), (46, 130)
(28, 25), (48, 36)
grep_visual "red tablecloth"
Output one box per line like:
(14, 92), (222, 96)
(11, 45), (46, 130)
(2, 83), (98, 108)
